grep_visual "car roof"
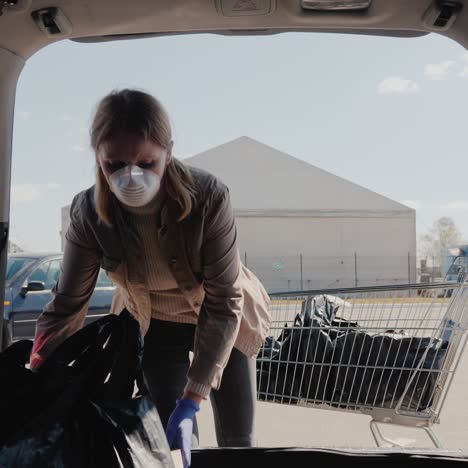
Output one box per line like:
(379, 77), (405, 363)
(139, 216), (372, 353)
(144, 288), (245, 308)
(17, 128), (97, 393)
(8, 252), (62, 260)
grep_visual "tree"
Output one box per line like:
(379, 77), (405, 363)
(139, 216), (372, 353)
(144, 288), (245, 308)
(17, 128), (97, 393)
(419, 217), (461, 267)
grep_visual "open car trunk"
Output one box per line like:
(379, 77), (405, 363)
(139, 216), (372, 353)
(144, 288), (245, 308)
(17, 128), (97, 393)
(1, 0), (468, 462)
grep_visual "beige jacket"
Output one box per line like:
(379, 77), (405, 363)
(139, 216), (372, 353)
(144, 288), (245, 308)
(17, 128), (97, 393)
(31, 167), (271, 396)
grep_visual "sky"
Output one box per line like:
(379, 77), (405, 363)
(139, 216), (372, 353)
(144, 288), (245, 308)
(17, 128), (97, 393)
(9, 31), (468, 252)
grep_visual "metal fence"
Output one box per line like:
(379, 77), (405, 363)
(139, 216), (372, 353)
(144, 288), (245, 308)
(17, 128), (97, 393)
(242, 253), (417, 293)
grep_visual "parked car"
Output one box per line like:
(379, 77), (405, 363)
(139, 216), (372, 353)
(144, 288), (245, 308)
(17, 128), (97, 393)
(445, 255), (468, 283)
(3, 252), (115, 346)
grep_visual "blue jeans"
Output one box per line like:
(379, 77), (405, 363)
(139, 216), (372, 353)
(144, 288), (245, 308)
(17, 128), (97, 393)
(142, 319), (256, 447)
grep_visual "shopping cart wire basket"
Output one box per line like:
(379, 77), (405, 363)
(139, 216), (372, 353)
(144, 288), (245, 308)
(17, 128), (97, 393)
(257, 271), (468, 448)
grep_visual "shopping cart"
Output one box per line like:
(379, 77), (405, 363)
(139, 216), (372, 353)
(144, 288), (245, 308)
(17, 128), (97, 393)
(257, 271), (468, 448)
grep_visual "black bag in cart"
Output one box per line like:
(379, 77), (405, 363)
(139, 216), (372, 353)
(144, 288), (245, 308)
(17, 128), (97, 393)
(0, 311), (174, 468)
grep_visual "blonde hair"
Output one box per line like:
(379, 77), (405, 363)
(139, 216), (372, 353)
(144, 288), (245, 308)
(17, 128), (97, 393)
(91, 89), (195, 225)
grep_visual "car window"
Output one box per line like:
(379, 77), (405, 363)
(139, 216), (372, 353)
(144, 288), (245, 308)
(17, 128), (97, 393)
(447, 256), (468, 275)
(95, 268), (114, 288)
(28, 259), (61, 290)
(6, 257), (35, 286)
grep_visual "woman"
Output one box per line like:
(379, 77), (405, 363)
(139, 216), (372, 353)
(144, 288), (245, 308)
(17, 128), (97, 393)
(30, 89), (271, 467)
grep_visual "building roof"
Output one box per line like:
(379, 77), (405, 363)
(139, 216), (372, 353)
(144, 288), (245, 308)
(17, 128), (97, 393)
(184, 137), (414, 216)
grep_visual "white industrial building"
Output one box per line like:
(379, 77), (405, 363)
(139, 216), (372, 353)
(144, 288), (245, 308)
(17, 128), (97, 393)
(185, 137), (416, 292)
(61, 137), (416, 292)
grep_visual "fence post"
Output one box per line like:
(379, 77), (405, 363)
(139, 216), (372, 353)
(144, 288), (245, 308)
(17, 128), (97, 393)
(300, 254), (303, 290)
(408, 251), (411, 284)
(354, 252), (358, 287)
(244, 251), (247, 267)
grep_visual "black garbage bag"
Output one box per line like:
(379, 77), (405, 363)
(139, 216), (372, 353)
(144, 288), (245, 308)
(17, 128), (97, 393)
(330, 330), (448, 411)
(258, 294), (448, 411)
(256, 314), (335, 404)
(0, 311), (174, 468)
(257, 295), (358, 404)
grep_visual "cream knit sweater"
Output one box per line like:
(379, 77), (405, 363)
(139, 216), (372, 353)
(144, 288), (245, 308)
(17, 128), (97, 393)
(124, 197), (201, 325)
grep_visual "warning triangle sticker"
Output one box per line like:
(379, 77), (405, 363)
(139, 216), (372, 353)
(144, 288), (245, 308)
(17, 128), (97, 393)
(232, 0), (259, 11)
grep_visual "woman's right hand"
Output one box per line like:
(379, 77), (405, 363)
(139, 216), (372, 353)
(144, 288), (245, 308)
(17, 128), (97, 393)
(166, 398), (200, 468)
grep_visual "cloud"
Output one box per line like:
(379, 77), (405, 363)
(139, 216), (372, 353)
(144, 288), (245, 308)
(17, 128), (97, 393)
(458, 53), (468, 77)
(402, 200), (421, 210)
(47, 183), (61, 190)
(441, 200), (468, 211)
(72, 144), (87, 153)
(459, 67), (468, 78)
(17, 111), (32, 121)
(377, 76), (419, 95)
(458, 51), (468, 65)
(424, 60), (455, 80)
(11, 184), (42, 203)
(61, 113), (73, 122)
(421, 53), (468, 79)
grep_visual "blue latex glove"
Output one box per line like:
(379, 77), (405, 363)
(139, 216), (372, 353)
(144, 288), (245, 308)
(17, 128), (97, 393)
(166, 398), (200, 468)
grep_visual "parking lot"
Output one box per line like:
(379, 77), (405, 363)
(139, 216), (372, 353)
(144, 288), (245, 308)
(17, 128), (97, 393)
(197, 345), (468, 451)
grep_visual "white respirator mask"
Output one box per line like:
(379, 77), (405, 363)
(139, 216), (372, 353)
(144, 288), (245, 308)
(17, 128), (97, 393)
(108, 165), (161, 207)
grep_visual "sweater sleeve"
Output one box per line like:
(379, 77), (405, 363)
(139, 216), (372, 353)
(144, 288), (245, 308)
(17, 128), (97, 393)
(30, 195), (102, 368)
(185, 184), (242, 396)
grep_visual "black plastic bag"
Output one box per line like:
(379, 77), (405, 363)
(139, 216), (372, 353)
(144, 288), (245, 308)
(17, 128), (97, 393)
(0, 311), (174, 468)
(257, 295), (357, 404)
(257, 294), (447, 411)
(257, 314), (335, 403)
(330, 331), (448, 411)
